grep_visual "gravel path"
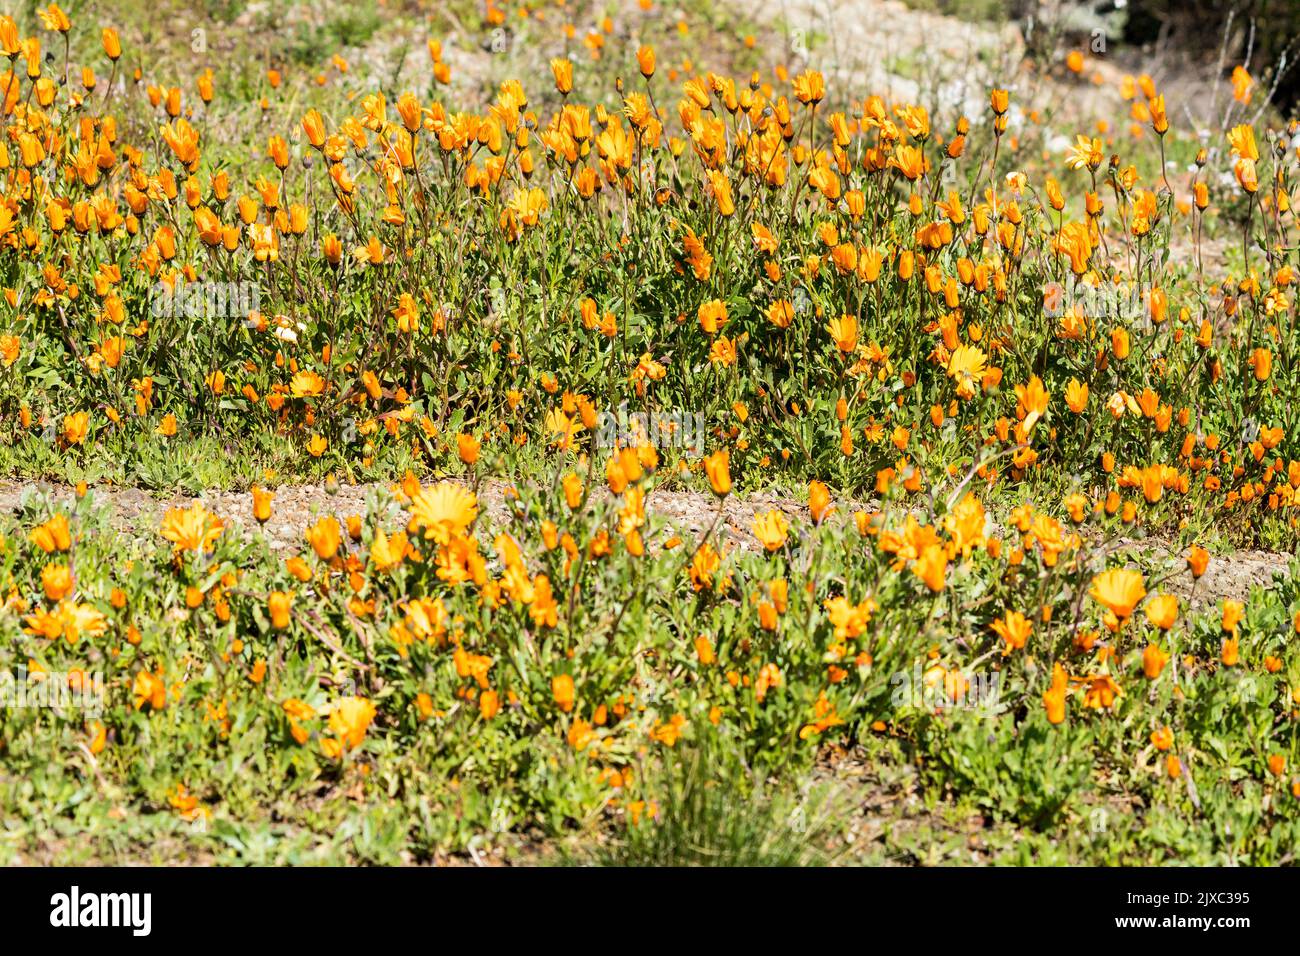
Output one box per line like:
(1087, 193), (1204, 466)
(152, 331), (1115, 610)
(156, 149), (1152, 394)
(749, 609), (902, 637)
(0, 478), (1289, 608)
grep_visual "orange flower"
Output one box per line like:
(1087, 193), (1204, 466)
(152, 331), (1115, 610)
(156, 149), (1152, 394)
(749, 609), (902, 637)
(1111, 327), (1130, 360)
(101, 27), (121, 60)
(1089, 568), (1146, 620)
(992, 610), (1032, 654)
(457, 433), (481, 465)
(302, 108), (326, 148)
(1142, 643), (1170, 680)
(1220, 636), (1239, 667)
(1231, 66), (1254, 103)
(697, 299), (728, 334)
(808, 480), (833, 523)
(1144, 594), (1178, 631)
(132, 668), (166, 711)
(1056, 221), (1092, 274)
(41, 563), (73, 602)
(550, 58), (573, 95)
(1065, 378), (1089, 413)
(552, 673), (575, 713)
(1249, 348), (1271, 381)
(1221, 600), (1244, 634)
(1043, 663), (1068, 724)
(913, 544), (947, 593)
(703, 450), (731, 496)
(792, 70), (825, 105)
(693, 635), (715, 665)
(30, 514), (72, 553)
(63, 411), (90, 446)
(568, 718), (594, 750)
(268, 590), (293, 630)
(305, 516), (341, 561)
(1078, 674), (1122, 710)
(755, 663), (783, 702)
(827, 314), (858, 354)
(159, 503), (224, 554)
(636, 45), (655, 78)
(252, 486), (274, 523)
(326, 696), (376, 752)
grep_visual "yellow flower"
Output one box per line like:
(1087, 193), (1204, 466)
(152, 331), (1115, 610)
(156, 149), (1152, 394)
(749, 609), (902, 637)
(369, 527), (407, 571)
(159, 503), (225, 554)
(947, 345), (987, 400)
(1065, 134), (1103, 170)
(290, 370), (325, 398)
(751, 510), (789, 552)
(38, 4), (71, 33)
(408, 482), (478, 544)
(1227, 124), (1258, 162)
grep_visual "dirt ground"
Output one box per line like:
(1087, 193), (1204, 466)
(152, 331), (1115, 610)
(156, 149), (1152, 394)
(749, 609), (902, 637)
(0, 477), (1288, 608)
